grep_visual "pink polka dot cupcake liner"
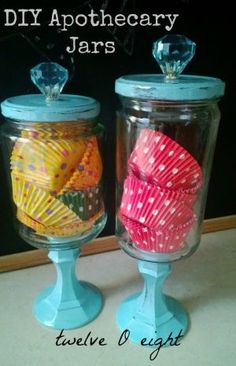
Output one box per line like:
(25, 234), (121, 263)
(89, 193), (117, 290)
(128, 128), (203, 194)
(120, 212), (195, 253)
(126, 173), (196, 207)
(120, 175), (195, 231)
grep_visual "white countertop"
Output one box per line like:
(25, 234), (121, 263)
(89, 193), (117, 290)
(0, 229), (236, 366)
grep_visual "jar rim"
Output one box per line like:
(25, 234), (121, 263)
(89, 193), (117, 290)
(115, 74), (225, 101)
(1, 94), (100, 122)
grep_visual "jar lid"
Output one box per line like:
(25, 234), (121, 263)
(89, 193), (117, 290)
(115, 74), (225, 100)
(115, 35), (225, 101)
(1, 63), (100, 122)
(1, 94), (100, 121)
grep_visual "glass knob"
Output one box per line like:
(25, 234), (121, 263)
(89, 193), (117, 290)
(30, 62), (68, 101)
(152, 34), (196, 80)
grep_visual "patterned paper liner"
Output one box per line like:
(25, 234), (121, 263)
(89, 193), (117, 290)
(57, 184), (104, 220)
(128, 128), (203, 194)
(120, 175), (194, 230)
(59, 136), (103, 192)
(17, 208), (104, 237)
(124, 170), (197, 208)
(11, 174), (80, 227)
(120, 212), (195, 253)
(10, 129), (105, 237)
(21, 123), (90, 140)
(11, 137), (87, 193)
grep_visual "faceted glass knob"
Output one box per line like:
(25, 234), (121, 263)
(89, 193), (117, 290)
(152, 34), (196, 80)
(31, 62), (68, 101)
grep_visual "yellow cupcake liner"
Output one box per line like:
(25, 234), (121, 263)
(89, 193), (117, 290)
(21, 123), (90, 140)
(17, 208), (104, 237)
(60, 136), (103, 193)
(12, 174), (80, 227)
(11, 138), (87, 193)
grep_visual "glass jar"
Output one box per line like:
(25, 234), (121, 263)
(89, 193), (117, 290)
(1, 115), (106, 249)
(1, 95), (106, 249)
(115, 35), (225, 346)
(115, 37), (225, 263)
(116, 97), (221, 262)
(0, 62), (107, 329)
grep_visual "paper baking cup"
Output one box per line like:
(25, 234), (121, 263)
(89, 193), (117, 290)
(21, 123), (90, 140)
(36, 209), (104, 237)
(17, 208), (92, 237)
(120, 213), (195, 253)
(60, 136), (103, 192)
(125, 173), (196, 207)
(17, 208), (103, 237)
(11, 137), (87, 193)
(20, 126), (69, 140)
(12, 175), (80, 227)
(128, 129), (203, 193)
(120, 175), (194, 230)
(57, 184), (104, 220)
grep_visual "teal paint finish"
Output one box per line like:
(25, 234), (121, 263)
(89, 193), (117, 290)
(1, 94), (100, 122)
(116, 35), (225, 101)
(33, 249), (103, 329)
(1, 62), (100, 121)
(115, 74), (225, 101)
(116, 261), (188, 344)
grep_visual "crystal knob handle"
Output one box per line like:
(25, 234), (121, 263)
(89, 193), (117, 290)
(152, 34), (196, 80)
(30, 62), (68, 101)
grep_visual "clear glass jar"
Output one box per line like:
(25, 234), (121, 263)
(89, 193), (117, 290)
(115, 34), (225, 347)
(116, 97), (221, 262)
(0, 63), (107, 330)
(1, 116), (106, 249)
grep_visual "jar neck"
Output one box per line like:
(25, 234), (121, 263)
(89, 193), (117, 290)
(4, 118), (99, 138)
(119, 97), (220, 110)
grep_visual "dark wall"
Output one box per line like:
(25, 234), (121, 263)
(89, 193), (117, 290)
(0, 1), (235, 255)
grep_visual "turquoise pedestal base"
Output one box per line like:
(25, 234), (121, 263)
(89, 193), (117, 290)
(116, 261), (188, 344)
(33, 249), (103, 329)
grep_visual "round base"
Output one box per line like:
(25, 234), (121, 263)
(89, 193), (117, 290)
(116, 293), (188, 345)
(33, 281), (103, 329)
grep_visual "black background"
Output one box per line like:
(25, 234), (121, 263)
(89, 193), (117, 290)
(0, 0), (235, 255)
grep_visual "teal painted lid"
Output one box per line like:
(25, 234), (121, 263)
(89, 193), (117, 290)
(1, 62), (100, 122)
(1, 94), (100, 121)
(115, 74), (225, 100)
(115, 35), (225, 101)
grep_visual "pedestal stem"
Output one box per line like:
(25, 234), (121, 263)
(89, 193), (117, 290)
(47, 249), (83, 307)
(33, 247), (103, 329)
(116, 259), (188, 344)
(136, 261), (172, 327)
